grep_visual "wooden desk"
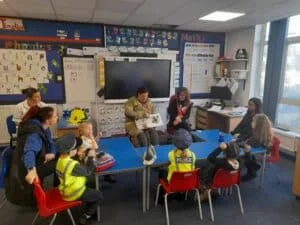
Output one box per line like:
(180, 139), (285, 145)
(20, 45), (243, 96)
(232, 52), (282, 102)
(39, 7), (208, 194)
(195, 106), (243, 133)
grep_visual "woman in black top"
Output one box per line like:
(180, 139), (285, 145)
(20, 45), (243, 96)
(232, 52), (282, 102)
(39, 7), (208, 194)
(231, 97), (263, 141)
(167, 87), (193, 134)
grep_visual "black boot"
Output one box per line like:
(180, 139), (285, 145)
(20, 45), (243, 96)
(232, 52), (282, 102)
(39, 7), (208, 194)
(242, 171), (257, 182)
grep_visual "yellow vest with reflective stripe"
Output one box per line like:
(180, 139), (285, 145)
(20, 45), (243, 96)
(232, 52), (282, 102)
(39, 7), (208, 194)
(167, 149), (196, 182)
(56, 156), (87, 201)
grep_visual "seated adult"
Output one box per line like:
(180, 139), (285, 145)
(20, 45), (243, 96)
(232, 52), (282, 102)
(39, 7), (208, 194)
(231, 97), (262, 141)
(167, 87), (193, 134)
(13, 87), (47, 124)
(124, 87), (159, 147)
(5, 106), (58, 206)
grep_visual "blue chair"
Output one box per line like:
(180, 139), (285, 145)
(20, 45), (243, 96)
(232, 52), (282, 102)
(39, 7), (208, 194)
(0, 146), (11, 208)
(6, 115), (17, 147)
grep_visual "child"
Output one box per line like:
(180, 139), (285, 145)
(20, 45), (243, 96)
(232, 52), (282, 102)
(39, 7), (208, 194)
(200, 142), (241, 188)
(240, 113), (273, 181)
(55, 133), (102, 225)
(77, 122), (115, 183)
(158, 129), (195, 203)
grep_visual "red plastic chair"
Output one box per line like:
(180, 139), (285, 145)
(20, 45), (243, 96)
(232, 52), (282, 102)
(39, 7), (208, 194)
(154, 169), (202, 225)
(30, 179), (82, 225)
(208, 169), (244, 221)
(266, 136), (281, 183)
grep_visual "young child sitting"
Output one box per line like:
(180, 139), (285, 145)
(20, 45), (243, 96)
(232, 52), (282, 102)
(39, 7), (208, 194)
(158, 129), (196, 203)
(55, 133), (102, 225)
(200, 142), (241, 189)
(239, 113), (273, 181)
(77, 122), (115, 183)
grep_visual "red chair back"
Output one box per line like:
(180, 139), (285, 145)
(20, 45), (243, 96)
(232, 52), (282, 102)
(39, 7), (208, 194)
(32, 179), (51, 217)
(211, 169), (240, 189)
(267, 136), (280, 163)
(168, 169), (200, 192)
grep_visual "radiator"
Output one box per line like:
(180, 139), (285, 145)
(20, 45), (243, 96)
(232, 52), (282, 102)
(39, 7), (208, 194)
(0, 106), (15, 144)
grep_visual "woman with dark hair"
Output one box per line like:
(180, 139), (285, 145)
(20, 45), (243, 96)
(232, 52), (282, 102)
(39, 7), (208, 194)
(231, 97), (263, 141)
(13, 87), (47, 124)
(124, 87), (159, 147)
(167, 87), (193, 134)
(5, 106), (58, 206)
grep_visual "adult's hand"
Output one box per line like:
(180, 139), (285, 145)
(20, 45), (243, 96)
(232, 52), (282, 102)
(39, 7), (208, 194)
(25, 168), (38, 184)
(44, 153), (55, 163)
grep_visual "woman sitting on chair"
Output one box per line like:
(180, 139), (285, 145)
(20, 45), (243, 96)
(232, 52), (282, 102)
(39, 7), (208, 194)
(124, 87), (159, 147)
(167, 87), (193, 134)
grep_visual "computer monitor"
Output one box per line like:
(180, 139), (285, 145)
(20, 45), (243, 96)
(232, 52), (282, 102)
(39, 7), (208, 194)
(210, 86), (232, 100)
(210, 86), (232, 109)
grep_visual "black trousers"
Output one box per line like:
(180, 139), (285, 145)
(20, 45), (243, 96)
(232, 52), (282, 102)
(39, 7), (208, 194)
(79, 188), (102, 216)
(36, 160), (59, 186)
(137, 128), (159, 147)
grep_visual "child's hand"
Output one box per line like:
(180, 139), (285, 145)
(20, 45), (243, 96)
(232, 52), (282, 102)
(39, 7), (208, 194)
(244, 144), (251, 152)
(219, 142), (227, 150)
(88, 149), (96, 158)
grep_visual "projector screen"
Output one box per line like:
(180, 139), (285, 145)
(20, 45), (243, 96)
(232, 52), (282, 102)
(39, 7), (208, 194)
(104, 59), (171, 100)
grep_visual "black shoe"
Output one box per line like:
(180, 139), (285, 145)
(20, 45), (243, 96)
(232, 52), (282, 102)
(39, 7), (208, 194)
(78, 214), (90, 225)
(104, 175), (116, 183)
(241, 173), (257, 182)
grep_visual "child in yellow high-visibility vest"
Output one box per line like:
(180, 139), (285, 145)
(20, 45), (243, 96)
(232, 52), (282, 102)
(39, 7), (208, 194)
(158, 129), (196, 203)
(55, 133), (102, 225)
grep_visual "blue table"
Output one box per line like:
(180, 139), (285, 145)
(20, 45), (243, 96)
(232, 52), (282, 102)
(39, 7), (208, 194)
(95, 137), (145, 221)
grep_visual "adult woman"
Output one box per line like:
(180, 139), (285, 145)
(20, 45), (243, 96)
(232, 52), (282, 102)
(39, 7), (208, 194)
(13, 87), (47, 124)
(124, 87), (159, 147)
(5, 106), (58, 206)
(167, 87), (193, 134)
(231, 97), (263, 141)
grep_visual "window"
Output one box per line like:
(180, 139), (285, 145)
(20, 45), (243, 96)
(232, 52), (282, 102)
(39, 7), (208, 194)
(259, 44), (268, 97)
(287, 15), (300, 38)
(276, 15), (300, 131)
(255, 22), (269, 98)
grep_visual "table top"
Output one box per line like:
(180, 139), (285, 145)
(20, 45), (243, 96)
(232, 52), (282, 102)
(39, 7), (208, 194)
(97, 137), (144, 175)
(95, 129), (266, 174)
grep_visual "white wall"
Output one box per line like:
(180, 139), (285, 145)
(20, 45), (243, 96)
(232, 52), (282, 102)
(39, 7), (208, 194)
(225, 26), (255, 106)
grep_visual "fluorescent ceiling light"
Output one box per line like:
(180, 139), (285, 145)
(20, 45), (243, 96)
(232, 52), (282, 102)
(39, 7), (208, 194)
(199, 11), (245, 22)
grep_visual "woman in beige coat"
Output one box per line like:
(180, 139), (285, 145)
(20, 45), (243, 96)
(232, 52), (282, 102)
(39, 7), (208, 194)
(124, 87), (159, 147)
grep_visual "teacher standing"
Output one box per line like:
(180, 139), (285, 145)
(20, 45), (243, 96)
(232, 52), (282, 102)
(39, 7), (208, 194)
(124, 87), (159, 147)
(13, 87), (47, 124)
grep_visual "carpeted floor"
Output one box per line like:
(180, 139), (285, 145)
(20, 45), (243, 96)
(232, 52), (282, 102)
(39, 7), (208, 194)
(0, 156), (299, 225)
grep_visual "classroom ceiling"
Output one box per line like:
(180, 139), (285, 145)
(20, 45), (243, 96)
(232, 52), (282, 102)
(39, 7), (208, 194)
(1, 0), (300, 32)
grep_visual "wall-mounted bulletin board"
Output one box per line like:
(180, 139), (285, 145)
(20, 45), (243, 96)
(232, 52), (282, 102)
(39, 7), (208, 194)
(0, 17), (104, 105)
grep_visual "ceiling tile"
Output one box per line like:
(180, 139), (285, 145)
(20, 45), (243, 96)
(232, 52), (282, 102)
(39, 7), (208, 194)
(92, 10), (128, 24)
(52, 0), (96, 10)
(95, 0), (140, 13)
(55, 7), (94, 18)
(158, 0), (237, 26)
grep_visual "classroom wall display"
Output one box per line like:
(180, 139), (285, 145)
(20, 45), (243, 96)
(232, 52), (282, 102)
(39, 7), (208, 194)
(63, 57), (96, 103)
(0, 17), (104, 105)
(183, 42), (220, 94)
(0, 49), (49, 94)
(179, 31), (225, 98)
(105, 25), (179, 50)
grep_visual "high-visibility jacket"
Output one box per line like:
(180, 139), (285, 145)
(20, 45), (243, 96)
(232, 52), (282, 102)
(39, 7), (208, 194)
(167, 149), (196, 182)
(56, 156), (86, 201)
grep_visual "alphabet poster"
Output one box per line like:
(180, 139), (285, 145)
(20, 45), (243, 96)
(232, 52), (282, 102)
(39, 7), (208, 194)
(0, 49), (49, 94)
